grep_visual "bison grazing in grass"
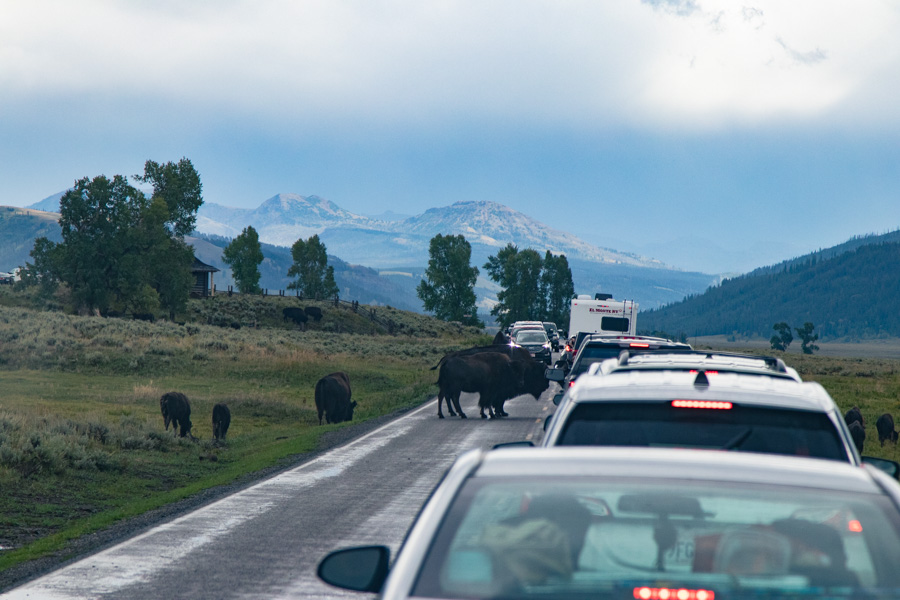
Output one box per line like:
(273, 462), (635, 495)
(213, 403), (231, 442)
(315, 372), (356, 425)
(844, 406), (864, 429)
(304, 306), (323, 321)
(282, 306), (308, 326)
(876, 413), (898, 446)
(849, 420), (866, 455)
(160, 392), (193, 438)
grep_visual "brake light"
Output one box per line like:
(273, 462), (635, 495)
(672, 400), (733, 410)
(849, 519), (863, 532)
(634, 587), (714, 600)
(568, 381), (575, 387)
(630, 343), (650, 348)
(688, 370), (719, 375)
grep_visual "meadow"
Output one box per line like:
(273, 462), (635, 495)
(0, 290), (485, 574)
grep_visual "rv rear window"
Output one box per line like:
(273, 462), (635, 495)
(601, 316), (630, 332)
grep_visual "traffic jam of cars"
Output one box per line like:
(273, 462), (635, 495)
(319, 293), (900, 599)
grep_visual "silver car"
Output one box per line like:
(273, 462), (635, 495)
(319, 447), (900, 598)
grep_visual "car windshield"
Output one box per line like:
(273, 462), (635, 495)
(413, 477), (900, 599)
(555, 403), (849, 462)
(517, 332), (547, 344)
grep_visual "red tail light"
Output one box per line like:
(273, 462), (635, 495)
(630, 343), (650, 348)
(634, 587), (714, 600)
(672, 400), (732, 410)
(689, 370), (719, 375)
(568, 381), (575, 387)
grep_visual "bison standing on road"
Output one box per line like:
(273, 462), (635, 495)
(492, 330), (510, 345)
(437, 352), (547, 419)
(315, 372), (356, 425)
(160, 392), (193, 438)
(305, 306), (323, 321)
(213, 403), (231, 442)
(876, 413), (898, 446)
(282, 307), (308, 327)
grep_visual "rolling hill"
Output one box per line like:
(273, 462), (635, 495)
(639, 234), (900, 340)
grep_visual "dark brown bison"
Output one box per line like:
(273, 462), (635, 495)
(213, 403), (231, 441)
(849, 420), (865, 455)
(876, 413), (898, 446)
(160, 392), (193, 438)
(282, 307), (308, 326)
(437, 352), (548, 419)
(844, 406), (864, 428)
(492, 330), (510, 345)
(315, 372), (356, 425)
(305, 306), (323, 321)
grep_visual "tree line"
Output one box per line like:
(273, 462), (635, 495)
(25, 160), (340, 318)
(415, 234), (574, 329)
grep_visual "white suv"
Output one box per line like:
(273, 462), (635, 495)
(542, 365), (898, 477)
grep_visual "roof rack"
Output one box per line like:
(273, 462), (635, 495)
(615, 349), (794, 377)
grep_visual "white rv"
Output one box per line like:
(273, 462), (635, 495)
(567, 294), (638, 342)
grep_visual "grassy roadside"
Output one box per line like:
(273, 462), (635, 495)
(0, 293), (485, 574)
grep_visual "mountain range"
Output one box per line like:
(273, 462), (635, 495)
(21, 193), (720, 312)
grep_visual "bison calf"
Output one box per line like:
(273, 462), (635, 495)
(315, 372), (356, 425)
(849, 420), (866, 455)
(876, 413), (898, 447)
(213, 403), (231, 442)
(160, 392), (193, 438)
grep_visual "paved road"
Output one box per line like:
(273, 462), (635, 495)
(2, 387), (554, 599)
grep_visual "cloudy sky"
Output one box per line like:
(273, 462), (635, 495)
(2, 0), (899, 273)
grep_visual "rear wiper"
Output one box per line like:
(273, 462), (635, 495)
(722, 428), (753, 450)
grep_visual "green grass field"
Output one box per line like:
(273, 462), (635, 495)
(0, 293), (486, 572)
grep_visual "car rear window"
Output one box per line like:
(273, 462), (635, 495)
(571, 347), (623, 375)
(413, 477), (900, 598)
(556, 403), (849, 462)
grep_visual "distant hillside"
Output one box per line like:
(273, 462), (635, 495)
(0, 206), (62, 270)
(640, 239), (900, 340)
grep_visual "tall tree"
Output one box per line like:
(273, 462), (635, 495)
(541, 251), (574, 326)
(287, 234), (338, 299)
(770, 322), (793, 351)
(417, 234), (483, 327)
(795, 322), (819, 354)
(484, 244), (543, 328)
(134, 157), (203, 237)
(223, 226), (264, 294)
(29, 160), (202, 318)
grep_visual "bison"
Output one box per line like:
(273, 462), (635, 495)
(876, 413), (898, 446)
(213, 403), (231, 442)
(437, 352), (548, 419)
(160, 392), (193, 438)
(844, 406), (864, 429)
(315, 372), (356, 425)
(492, 330), (510, 345)
(305, 306), (323, 321)
(849, 420), (866, 455)
(283, 306), (308, 326)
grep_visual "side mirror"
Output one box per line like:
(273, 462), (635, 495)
(545, 368), (565, 382)
(862, 456), (900, 480)
(552, 392), (564, 406)
(318, 545), (390, 592)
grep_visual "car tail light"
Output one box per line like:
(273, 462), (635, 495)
(688, 370), (719, 375)
(568, 381), (575, 387)
(672, 400), (733, 410)
(634, 587), (714, 600)
(849, 519), (863, 532)
(630, 343), (650, 348)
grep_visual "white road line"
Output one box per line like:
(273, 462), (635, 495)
(1, 401), (437, 600)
